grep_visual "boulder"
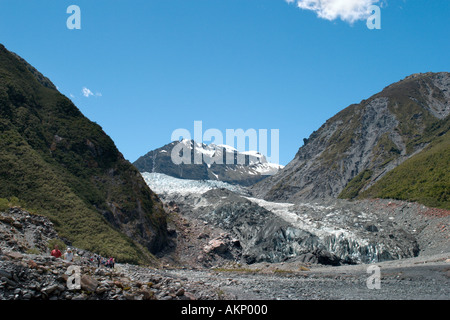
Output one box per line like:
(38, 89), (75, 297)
(175, 288), (185, 296)
(203, 239), (228, 254)
(81, 275), (98, 292)
(0, 269), (12, 279)
(6, 252), (23, 260)
(137, 289), (155, 300)
(41, 284), (58, 295)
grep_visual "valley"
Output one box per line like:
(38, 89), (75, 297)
(1, 205), (448, 300)
(143, 172), (450, 300)
(0, 44), (448, 301)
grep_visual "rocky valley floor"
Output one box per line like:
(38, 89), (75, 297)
(162, 253), (450, 300)
(2, 247), (448, 301)
(1, 179), (449, 300)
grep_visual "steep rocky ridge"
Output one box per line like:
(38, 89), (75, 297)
(0, 44), (168, 263)
(251, 72), (450, 206)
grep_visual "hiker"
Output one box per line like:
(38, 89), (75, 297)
(96, 255), (101, 268)
(107, 257), (115, 268)
(64, 248), (74, 262)
(51, 245), (62, 259)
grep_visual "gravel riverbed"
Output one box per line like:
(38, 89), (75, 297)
(160, 253), (450, 300)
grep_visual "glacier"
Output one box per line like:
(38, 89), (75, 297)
(141, 172), (420, 265)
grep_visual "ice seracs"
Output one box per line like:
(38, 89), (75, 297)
(141, 172), (249, 196)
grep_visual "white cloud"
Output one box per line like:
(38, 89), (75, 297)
(81, 87), (102, 98)
(286, 0), (383, 24)
(82, 87), (94, 97)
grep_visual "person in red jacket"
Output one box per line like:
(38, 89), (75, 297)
(51, 245), (62, 259)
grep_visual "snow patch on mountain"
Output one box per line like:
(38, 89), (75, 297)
(178, 139), (283, 174)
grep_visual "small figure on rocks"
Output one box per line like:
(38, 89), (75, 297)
(51, 245), (62, 259)
(64, 247), (74, 262)
(106, 257), (115, 268)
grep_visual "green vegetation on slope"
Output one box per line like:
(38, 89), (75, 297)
(361, 129), (450, 210)
(0, 126), (146, 262)
(334, 74), (449, 208)
(338, 169), (373, 200)
(0, 44), (167, 263)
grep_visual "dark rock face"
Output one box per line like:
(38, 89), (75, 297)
(251, 72), (450, 203)
(133, 140), (282, 186)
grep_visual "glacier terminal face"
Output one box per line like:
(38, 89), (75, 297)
(141, 172), (250, 196)
(142, 173), (428, 266)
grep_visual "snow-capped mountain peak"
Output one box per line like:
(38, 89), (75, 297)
(133, 139), (283, 186)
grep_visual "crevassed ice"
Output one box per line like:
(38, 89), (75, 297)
(141, 172), (248, 196)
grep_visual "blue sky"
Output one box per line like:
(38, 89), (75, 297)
(0, 0), (449, 165)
